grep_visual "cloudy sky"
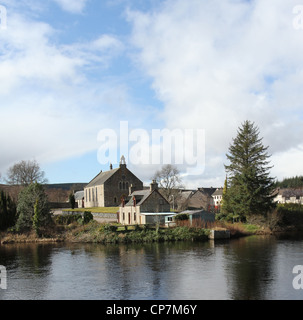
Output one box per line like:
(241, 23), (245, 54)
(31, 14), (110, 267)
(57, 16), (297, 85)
(0, 0), (303, 188)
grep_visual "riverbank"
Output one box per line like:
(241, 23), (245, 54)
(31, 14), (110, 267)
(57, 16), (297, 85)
(0, 222), (210, 244)
(0, 218), (268, 245)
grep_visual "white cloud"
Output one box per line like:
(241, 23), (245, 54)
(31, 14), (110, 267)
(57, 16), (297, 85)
(0, 11), (129, 176)
(128, 0), (303, 186)
(52, 0), (89, 13)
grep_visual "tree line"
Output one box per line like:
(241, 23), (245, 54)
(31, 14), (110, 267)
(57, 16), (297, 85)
(275, 176), (303, 189)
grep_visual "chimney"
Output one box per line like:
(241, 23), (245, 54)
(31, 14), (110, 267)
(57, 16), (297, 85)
(129, 184), (136, 196)
(150, 180), (158, 192)
(110, 163), (113, 170)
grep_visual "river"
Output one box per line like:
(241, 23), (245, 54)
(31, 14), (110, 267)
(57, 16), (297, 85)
(0, 235), (303, 300)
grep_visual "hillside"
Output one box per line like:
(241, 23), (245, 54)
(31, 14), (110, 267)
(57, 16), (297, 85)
(0, 182), (87, 203)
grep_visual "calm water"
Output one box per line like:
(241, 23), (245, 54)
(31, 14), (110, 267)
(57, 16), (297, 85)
(0, 235), (303, 300)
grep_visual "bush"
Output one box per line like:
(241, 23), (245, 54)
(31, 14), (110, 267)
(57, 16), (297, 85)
(55, 214), (82, 225)
(83, 211), (93, 224)
(174, 213), (189, 221)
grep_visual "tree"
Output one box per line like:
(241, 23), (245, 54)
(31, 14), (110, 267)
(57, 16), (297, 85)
(32, 199), (40, 236)
(153, 164), (183, 202)
(0, 191), (17, 230)
(6, 160), (48, 186)
(69, 193), (76, 210)
(16, 182), (51, 232)
(224, 121), (276, 221)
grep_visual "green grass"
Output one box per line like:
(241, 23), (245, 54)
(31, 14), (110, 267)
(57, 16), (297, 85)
(62, 207), (119, 214)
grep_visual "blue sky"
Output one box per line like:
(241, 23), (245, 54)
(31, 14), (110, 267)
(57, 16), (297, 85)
(1, 0), (303, 188)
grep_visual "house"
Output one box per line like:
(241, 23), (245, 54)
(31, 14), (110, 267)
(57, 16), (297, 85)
(212, 188), (223, 210)
(274, 188), (303, 204)
(175, 190), (194, 211)
(118, 180), (172, 225)
(187, 187), (216, 211)
(74, 190), (84, 208)
(84, 156), (143, 208)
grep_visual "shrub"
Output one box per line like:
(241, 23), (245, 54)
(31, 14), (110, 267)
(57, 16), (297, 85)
(83, 211), (93, 224)
(174, 213), (189, 221)
(55, 214), (82, 225)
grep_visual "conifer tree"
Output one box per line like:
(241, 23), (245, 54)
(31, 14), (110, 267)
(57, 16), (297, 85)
(224, 121), (276, 221)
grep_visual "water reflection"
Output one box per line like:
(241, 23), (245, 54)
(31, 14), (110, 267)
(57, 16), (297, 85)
(224, 236), (277, 300)
(0, 236), (303, 300)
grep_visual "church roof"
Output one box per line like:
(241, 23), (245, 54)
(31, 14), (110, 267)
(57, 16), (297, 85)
(85, 167), (120, 188)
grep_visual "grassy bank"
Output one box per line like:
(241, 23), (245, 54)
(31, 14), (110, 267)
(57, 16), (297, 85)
(1, 221), (210, 244)
(62, 207), (119, 213)
(0, 212), (275, 245)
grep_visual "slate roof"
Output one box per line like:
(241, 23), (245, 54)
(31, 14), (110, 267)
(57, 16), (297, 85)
(212, 188), (223, 196)
(74, 190), (84, 200)
(277, 188), (303, 198)
(86, 168), (120, 188)
(124, 190), (152, 206)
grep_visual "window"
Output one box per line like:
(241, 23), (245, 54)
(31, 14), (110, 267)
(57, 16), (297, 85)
(119, 182), (122, 190)
(114, 197), (117, 204)
(92, 188), (94, 201)
(96, 188), (98, 202)
(134, 212), (136, 221)
(159, 199), (164, 205)
(123, 212), (125, 221)
(89, 189), (91, 202)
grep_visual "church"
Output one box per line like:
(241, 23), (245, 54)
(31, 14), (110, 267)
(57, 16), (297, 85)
(84, 156), (143, 208)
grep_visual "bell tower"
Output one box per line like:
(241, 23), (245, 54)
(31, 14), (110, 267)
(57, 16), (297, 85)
(119, 155), (126, 169)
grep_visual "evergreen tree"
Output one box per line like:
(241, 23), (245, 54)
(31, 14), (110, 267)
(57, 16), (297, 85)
(32, 199), (40, 236)
(0, 191), (17, 230)
(16, 182), (51, 232)
(69, 193), (76, 210)
(221, 176), (231, 215)
(224, 121), (276, 221)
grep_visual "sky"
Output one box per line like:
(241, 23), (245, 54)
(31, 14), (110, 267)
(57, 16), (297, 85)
(0, 0), (303, 188)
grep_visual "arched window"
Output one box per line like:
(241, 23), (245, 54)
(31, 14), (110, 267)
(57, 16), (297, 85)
(119, 182), (122, 190)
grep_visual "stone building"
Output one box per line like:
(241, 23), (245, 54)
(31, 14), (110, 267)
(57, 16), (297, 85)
(187, 187), (216, 211)
(274, 188), (303, 204)
(119, 180), (171, 225)
(84, 156), (143, 208)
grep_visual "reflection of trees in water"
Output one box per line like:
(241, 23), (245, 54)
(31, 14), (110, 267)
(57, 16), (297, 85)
(0, 243), (54, 272)
(89, 241), (210, 300)
(224, 236), (277, 300)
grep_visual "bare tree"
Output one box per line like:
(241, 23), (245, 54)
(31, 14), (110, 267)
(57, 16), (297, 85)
(153, 164), (183, 202)
(6, 160), (48, 186)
